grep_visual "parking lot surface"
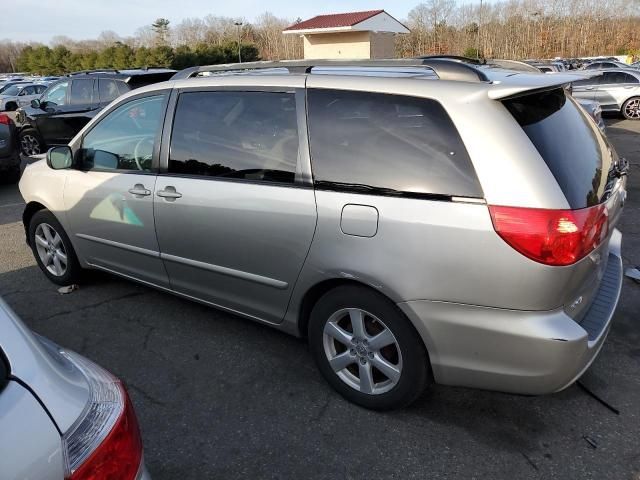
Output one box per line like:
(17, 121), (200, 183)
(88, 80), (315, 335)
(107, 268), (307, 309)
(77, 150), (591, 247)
(1, 118), (639, 479)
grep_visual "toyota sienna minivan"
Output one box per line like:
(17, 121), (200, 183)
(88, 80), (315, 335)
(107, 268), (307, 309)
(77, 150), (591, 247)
(19, 59), (627, 410)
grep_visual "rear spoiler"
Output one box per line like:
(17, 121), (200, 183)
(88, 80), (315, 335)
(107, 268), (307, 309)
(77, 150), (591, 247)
(487, 72), (599, 100)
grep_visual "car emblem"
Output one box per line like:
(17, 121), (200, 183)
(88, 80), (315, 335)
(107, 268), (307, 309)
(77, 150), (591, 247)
(570, 296), (583, 309)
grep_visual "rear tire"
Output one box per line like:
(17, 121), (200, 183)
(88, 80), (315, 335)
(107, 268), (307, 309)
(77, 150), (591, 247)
(18, 128), (43, 156)
(308, 285), (430, 410)
(4, 102), (17, 112)
(622, 97), (640, 120)
(29, 210), (82, 286)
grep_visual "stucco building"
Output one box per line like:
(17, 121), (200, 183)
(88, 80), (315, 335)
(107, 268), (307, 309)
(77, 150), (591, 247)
(283, 10), (410, 60)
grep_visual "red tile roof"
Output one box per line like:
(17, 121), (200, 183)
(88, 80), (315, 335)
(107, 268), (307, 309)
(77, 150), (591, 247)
(284, 10), (385, 31)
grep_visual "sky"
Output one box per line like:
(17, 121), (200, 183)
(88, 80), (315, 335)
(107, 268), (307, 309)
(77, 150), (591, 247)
(0, 0), (485, 43)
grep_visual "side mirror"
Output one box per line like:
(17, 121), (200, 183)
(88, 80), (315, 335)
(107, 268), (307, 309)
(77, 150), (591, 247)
(46, 146), (73, 170)
(31, 99), (41, 109)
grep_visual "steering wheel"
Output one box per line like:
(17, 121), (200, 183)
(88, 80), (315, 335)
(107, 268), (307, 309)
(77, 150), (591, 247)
(133, 137), (154, 171)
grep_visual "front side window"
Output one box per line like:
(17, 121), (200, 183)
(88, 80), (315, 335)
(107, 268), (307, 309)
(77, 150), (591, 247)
(43, 81), (69, 106)
(70, 79), (94, 105)
(169, 91), (299, 184)
(80, 94), (166, 172)
(307, 89), (482, 198)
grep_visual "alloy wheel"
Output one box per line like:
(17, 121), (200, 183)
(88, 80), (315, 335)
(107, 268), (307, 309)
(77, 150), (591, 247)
(624, 98), (640, 119)
(323, 308), (402, 395)
(34, 223), (68, 277)
(20, 134), (41, 156)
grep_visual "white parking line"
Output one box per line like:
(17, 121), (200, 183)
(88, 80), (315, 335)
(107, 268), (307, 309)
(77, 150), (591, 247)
(0, 202), (23, 208)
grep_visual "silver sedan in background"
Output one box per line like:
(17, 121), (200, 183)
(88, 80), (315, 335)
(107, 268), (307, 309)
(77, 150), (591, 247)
(0, 298), (151, 479)
(572, 69), (640, 120)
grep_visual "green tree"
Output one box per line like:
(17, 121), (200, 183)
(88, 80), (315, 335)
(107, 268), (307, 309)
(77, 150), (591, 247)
(172, 45), (197, 70)
(152, 18), (171, 46)
(147, 45), (175, 67)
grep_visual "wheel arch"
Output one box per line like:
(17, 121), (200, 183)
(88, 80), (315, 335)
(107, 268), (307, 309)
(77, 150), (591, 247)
(296, 279), (429, 353)
(22, 201), (47, 245)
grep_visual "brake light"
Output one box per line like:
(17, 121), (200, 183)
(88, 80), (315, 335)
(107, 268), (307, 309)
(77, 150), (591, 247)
(0, 114), (12, 125)
(60, 351), (143, 480)
(489, 204), (609, 266)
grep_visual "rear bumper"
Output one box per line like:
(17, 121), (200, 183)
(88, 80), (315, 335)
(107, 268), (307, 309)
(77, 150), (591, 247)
(398, 229), (623, 395)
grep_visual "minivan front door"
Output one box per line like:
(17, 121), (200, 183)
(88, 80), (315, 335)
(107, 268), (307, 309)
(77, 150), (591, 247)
(64, 93), (170, 288)
(154, 88), (316, 323)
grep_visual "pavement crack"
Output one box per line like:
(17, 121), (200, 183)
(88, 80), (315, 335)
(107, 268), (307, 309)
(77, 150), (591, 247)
(521, 452), (539, 471)
(312, 393), (332, 422)
(40, 291), (148, 322)
(127, 383), (167, 406)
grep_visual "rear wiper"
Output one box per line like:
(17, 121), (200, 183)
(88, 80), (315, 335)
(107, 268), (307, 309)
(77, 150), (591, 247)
(313, 181), (452, 200)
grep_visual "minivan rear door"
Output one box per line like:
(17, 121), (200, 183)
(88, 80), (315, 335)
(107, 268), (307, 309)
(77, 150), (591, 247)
(154, 84), (317, 324)
(503, 88), (627, 321)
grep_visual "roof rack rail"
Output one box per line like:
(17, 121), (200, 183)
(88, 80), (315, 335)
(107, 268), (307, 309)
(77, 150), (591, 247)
(415, 55), (486, 65)
(171, 58), (489, 82)
(67, 69), (120, 76)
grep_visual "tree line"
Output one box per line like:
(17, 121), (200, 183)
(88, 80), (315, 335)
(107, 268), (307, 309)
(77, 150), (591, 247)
(1, 0), (638, 74)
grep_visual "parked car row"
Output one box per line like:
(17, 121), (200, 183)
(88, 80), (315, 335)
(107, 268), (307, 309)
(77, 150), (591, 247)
(15, 68), (176, 156)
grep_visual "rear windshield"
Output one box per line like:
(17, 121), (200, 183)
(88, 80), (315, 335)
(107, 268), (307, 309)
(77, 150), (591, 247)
(504, 88), (614, 209)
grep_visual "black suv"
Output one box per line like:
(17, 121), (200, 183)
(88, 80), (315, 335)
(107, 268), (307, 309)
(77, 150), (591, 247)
(16, 68), (175, 156)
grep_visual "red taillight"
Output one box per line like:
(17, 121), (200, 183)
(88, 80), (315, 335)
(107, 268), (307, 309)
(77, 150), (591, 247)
(0, 114), (12, 125)
(489, 204), (609, 266)
(60, 350), (143, 480)
(68, 386), (142, 480)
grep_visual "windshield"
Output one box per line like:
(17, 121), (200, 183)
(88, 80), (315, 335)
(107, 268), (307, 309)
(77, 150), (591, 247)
(0, 84), (22, 94)
(1, 85), (22, 96)
(504, 88), (616, 209)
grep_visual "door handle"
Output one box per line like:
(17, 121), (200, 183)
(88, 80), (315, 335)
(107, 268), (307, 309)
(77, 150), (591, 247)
(585, 86), (595, 90)
(128, 184), (151, 196)
(157, 186), (182, 200)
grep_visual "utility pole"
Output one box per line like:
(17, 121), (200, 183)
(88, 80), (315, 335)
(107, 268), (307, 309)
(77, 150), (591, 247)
(476, 0), (483, 60)
(234, 21), (243, 63)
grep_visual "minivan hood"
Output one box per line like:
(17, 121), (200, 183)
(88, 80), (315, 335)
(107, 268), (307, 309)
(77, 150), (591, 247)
(0, 298), (89, 433)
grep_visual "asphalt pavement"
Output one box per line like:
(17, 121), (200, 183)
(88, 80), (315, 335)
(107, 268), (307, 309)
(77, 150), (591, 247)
(0, 118), (639, 479)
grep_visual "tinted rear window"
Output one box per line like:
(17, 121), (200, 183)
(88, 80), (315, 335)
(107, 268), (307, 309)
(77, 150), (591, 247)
(504, 88), (614, 208)
(307, 89), (482, 198)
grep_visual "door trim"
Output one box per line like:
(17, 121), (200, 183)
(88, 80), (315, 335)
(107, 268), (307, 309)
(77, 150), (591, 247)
(75, 233), (160, 258)
(160, 252), (289, 289)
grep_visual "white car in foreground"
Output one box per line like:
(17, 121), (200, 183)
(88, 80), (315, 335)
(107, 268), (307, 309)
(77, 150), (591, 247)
(0, 298), (151, 479)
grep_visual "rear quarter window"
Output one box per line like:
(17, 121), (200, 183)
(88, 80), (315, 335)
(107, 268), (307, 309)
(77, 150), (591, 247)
(503, 88), (615, 208)
(307, 89), (482, 198)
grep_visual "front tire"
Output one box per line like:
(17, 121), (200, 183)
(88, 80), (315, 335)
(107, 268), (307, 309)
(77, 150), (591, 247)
(622, 97), (640, 120)
(18, 128), (44, 156)
(29, 210), (82, 286)
(309, 285), (430, 410)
